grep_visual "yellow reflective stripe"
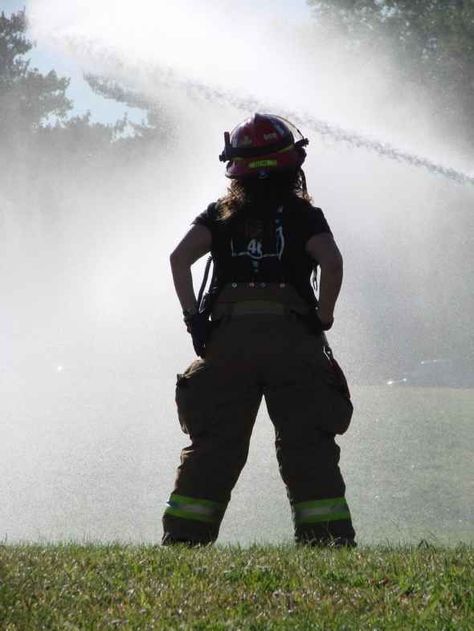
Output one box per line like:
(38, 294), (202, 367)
(294, 497), (351, 524)
(164, 507), (214, 523)
(165, 493), (226, 524)
(248, 159), (278, 169)
(169, 493), (225, 509)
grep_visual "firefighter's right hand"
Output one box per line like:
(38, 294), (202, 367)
(184, 312), (211, 358)
(307, 310), (334, 335)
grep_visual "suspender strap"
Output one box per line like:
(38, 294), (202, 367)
(197, 256), (213, 312)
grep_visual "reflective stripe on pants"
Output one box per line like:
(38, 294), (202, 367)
(293, 497), (351, 524)
(164, 493), (226, 524)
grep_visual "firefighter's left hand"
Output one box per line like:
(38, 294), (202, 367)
(184, 312), (211, 357)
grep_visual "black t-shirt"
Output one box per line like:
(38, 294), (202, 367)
(193, 197), (331, 306)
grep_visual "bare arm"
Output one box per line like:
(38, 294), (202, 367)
(170, 224), (212, 313)
(305, 233), (343, 324)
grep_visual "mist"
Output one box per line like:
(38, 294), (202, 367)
(1, 0), (472, 545)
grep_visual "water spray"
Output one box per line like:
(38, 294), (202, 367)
(155, 70), (474, 187)
(29, 0), (473, 186)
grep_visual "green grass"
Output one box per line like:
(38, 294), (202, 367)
(1, 544), (472, 630)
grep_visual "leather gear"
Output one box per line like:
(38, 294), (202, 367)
(193, 199), (332, 311)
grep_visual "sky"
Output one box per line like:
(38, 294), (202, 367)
(3, 0), (310, 124)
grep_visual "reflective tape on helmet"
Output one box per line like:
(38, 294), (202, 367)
(164, 493), (226, 523)
(248, 159), (278, 169)
(293, 497), (351, 524)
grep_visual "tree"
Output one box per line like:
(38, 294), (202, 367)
(0, 10), (140, 228)
(84, 74), (170, 143)
(308, 0), (474, 149)
(0, 10), (148, 145)
(0, 10), (72, 134)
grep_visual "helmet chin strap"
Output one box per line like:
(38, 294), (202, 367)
(299, 168), (308, 196)
(219, 132), (232, 162)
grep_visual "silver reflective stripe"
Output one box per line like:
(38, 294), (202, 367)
(300, 504), (343, 518)
(173, 502), (215, 516)
(294, 497), (351, 524)
(164, 493), (226, 524)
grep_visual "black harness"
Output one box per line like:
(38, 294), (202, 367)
(197, 255), (216, 316)
(197, 255), (318, 317)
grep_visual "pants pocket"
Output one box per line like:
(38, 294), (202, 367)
(324, 349), (352, 399)
(300, 351), (353, 435)
(175, 359), (215, 437)
(322, 353), (353, 434)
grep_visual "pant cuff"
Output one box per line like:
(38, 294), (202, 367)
(162, 513), (220, 545)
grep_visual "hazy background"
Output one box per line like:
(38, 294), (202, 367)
(1, 0), (473, 545)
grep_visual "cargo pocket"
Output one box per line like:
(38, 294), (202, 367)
(322, 351), (353, 434)
(326, 353), (351, 400)
(303, 350), (353, 435)
(175, 359), (216, 437)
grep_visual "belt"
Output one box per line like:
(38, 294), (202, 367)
(212, 300), (308, 319)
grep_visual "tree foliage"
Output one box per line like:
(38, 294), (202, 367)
(308, 0), (474, 147)
(84, 74), (169, 142)
(0, 10), (163, 225)
(0, 10), (154, 145)
(0, 10), (72, 133)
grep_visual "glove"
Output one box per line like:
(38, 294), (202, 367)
(184, 312), (211, 358)
(306, 310), (334, 335)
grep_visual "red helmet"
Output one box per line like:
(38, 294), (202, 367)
(219, 113), (309, 179)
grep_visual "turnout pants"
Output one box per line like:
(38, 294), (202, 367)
(163, 299), (355, 545)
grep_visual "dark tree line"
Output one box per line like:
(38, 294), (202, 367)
(0, 10), (128, 146)
(0, 10), (71, 132)
(0, 10), (168, 155)
(0, 10), (169, 227)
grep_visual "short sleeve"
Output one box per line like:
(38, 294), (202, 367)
(304, 205), (332, 240)
(192, 202), (218, 232)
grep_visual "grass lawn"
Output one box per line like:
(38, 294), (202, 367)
(1, 544), (472, 630)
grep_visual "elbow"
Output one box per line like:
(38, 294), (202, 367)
(169, 248), (183, 270)
(321, 253), (343, 276)
(170, 247), (192, 270)
(169, 248), (179, 266)
(169, 250), (177, 270)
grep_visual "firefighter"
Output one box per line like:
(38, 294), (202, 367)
(162, 113), (356, 546)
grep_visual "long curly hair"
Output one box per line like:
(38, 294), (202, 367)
(217, 169), (312, 221)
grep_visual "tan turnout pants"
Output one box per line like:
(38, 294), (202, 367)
(163, 284), (355, 545)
